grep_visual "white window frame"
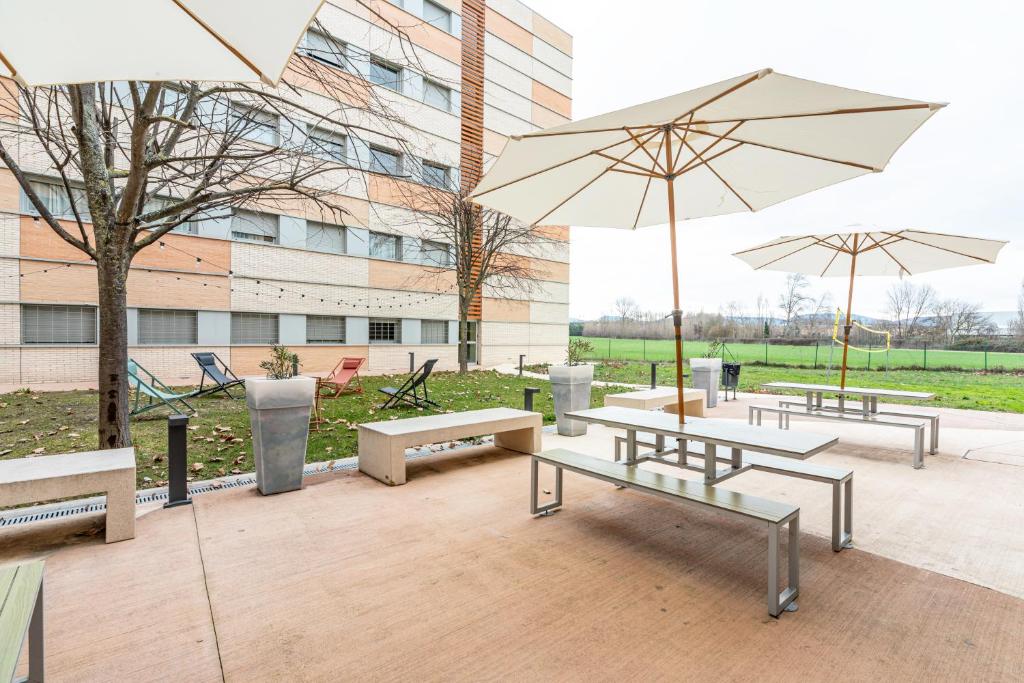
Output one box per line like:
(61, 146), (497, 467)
(369, 146), (402, 176)
(369, 231), (403, 261)
(421, 239), (452, 267)
(302, 30), (347, 70)
(230, 103), (280, 146)
(306, 315), (347, 344)
(369, 57), (402, 93)
(421, 161), (450, 189)
(423, 0), (452, 33)
(138, 308), (198, 345)
(231, 312), (280, 345)
(231, 209), (280, 244)
(369, 318), (401, 344)
(21, 304), (98, 345)
(20, 178), (91, 221)
(422, 79), (452, 112)
(307, 127), (347, 164)
(306, 221), (347, 255)
(421, 319), (449, 344)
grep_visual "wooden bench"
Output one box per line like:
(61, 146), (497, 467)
(604, 387), (706, 417)
(1, 560), (44, 683)
(359, 408), (542, 486)
(613, 436), (853, 552)
(0, 448), (136, 543)
(776, 399), (940, 454)
(531, 449), (800, 617)
(749, 404), (927, 469)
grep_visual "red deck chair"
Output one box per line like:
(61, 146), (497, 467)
(320, 356), (365, 398)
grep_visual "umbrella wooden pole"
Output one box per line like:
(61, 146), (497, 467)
(663, 127), (686, 424)
(839, 234), (859, 389)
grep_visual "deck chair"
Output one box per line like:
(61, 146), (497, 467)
(379, 358), (440, 409)
(191, 351), (244, 398)
(320, 356), (365, 398)
(128, 359), (199, 416)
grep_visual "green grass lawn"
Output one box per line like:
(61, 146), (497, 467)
(532, 360), (1024, 413)
(0, 371), (621, 489)
(575, 336), (1024, 371)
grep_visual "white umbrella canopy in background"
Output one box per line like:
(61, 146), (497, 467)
(0, 0), (325, 87)
(733, 229), (1008, 387)
(470, 68), (945, 421)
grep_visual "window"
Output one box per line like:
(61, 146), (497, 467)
(369, 231), (402, 260)
(369, 318), (401, 344)
(465, 320), (479, 363)
(21, 179), (91, 221)
(369, 146), (401, 176)
(302, 30), (347, 70)
(138, 309), (198, 345)
(308, 128), (347, 163)
(421, 239), (452, 266)
(421, 162), (450, 189)
(423, 0), (452, 32)
(21, 304), (97, 344)
(231, 210), (280, 244)
(231, 313), (279, 344)
(306, 221), (346, 254)
(306, 315), (346, 344)
(423, 80), (452, 112)
(230, 104), (280, 146)
(369, 58), (401, 92)
(421, 320), (448, 344)
(142, 196), (202, 235)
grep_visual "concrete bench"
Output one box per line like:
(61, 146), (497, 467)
(359, 408), (542, 486)
(777, 399), (939, 454)
(750, 404), (927, 469)
(1, 560), (44, 683)
(612, 436), (852, 552)
(532, 448), (800, 617)
(0, 448), (136, 543)
(604, 387), (706, 417)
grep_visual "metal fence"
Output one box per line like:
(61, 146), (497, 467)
(574, 336), (1024, 371)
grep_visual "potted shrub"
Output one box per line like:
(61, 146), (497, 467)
(690, 340), (724, 409)
(246, 346), (316, 495)
(549, 338), (594, 436)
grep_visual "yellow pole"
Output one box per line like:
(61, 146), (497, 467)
(839, 234), (859, 389)
(663, 126), (685, 424)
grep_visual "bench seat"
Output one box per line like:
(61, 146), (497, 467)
(359, 408), (542, 485)
(532, 448), (800, 617)
(777, 399), (939, 453)
(0, 560), (45, 683)
(0, 448), (136, 543)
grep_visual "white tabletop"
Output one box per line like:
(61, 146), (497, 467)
(761, 382), (934, 400)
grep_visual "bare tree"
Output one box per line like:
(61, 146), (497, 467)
(778, 274), (811, 336)
(886, 281), (937, 339)
(397, 181), (559, 372)
(931, 299), (994, 345)
(0, 18), (417, 448)
(1014, 280), (1024, 337)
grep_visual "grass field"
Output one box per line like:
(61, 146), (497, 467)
(0, 371), (621, 489)
(575, 336), (1024, 371)
(547, 361), (1024, 413)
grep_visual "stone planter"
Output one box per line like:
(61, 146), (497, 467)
(549, 364), (593, 436)
(245, 376), (316, 495)
(689, 358), (722, 409)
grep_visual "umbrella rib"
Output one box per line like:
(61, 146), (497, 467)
(749, 239), (823, 270)
(675, 121), (745, 174)
(670, 70), (767, 124)
(686, 102), (938, 126)
(518, 124), (660, 140)
(677, 141), (744, 177)
(631, 133), (666, 229)
(685, 129), (879, 171)
(170, 0), (269, 83)
(681, 139), (754, 211)
(878, 231), (999, 264)
(627, 129), (668, 175)
(0, 49), (17, 81)
(595, 152), (663, 177)
(863, 233), (913, 275)
(818, 241), (845, 276)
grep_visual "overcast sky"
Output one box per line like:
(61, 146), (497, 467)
(524, 0), (1023, 321)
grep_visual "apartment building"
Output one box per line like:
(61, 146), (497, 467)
(0, 0), (572, 385)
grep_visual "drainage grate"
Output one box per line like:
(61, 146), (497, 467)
(1, 429), (551, 528)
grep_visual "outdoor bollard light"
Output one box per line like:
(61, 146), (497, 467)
(519, 354), (526, 376)
(291, 357), (299, 377)
(165, 413), (192, 508)
(650, 362), (658, 389)
(409, 352), (415, 372)
(524, 387), (540, 412)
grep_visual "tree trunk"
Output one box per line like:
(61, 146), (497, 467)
(96, 251), (132, 449)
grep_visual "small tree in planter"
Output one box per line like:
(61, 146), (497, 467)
(690, 340), (724, 409)
(550, 338), (595, 436)
(246, 346), (315, 495)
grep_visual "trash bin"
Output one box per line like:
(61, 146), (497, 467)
(721, 363), (741, 402)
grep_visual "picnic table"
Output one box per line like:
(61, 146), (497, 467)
(761, 382), (934, 415)
(565, 406), (838, 485)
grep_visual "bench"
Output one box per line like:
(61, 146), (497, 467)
(749, 404), (927, 469)
(0, 448), (136, 543)
(1, 560), (44, 683)
(359, 408), (542, 485)
(531, 449), (800, 617)
(776, 399), (940, 454)
(604, 387), (706, 417)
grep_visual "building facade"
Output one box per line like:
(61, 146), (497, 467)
(0, 0), (572, 385)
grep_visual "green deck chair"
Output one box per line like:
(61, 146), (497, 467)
(128, 359), (199, 417)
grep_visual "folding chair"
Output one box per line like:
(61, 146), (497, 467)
(379, 359), (441, 409)
(128, 359), (200, 416)
(191, 351), (244, 398)
(320, 356), (365, 398)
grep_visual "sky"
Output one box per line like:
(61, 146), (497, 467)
(524, 0), (1024, 321)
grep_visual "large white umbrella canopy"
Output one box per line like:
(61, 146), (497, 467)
(0, 0), (325, 87)
(733, 229), (1007, 387)
(470, 68), (944, 421)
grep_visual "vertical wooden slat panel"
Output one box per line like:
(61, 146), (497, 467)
(460, 0), (486, 320)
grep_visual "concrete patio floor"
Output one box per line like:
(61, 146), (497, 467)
(3, 395), (1024, 681)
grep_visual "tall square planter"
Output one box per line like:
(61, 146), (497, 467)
(245, 376), (316, 495)
(689, 358), (722, 409)
(549, 364), (593, 436)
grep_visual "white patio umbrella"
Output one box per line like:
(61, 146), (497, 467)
(469, 68), (945, 422)
(732, 229), (1007, 388)
(0, 0), (325, 87)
